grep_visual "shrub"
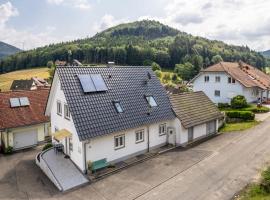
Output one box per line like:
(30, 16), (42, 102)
(218, 103), (230, 109)
(231, 95), (248, 109)
(155, 70), (162, 78)
(4, 146), (13, 155)
(151, 62), (161, 71)
(260, 167), (270, 193)
(226, 111), (255, 121)
(42, 143), (53, 151)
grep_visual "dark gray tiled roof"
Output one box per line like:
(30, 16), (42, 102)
(170, 91), (223, 128)
(57, 66), (176, 141)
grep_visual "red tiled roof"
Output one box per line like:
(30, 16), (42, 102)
(201, 62), (270, 89)
(0, 89), (50, 130)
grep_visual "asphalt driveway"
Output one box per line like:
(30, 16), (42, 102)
(2, 117), (270, 200)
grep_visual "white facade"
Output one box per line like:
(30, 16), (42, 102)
(46, 72), (220, 173)
(192, 72), (261, 104)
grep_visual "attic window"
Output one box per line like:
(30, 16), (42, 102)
(78, 74), (108, 93)
(10, 97), (30, 108)
(145, 96), (157, 107)
(113, 101), (124, 113)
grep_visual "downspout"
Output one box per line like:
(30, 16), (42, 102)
(84, 140), (90, 174)
(147, 126), (150, 152)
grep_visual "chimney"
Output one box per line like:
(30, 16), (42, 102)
(238, 60), (244, 69)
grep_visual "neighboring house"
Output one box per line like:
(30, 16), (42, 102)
(0, 89), (50, 150)
(10, 79), (37, 91)
(10, 78), (49, 91)
(45, 66), (223, 175)
(170, 92), (223, 145)
(190, 61), (270, 104)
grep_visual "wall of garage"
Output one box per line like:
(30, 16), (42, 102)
(1, 122), (50, 149)
(174, 118), (219, 146)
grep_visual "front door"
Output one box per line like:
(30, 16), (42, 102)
(167, 128), (175, 145)
(188, 127), (194, 143)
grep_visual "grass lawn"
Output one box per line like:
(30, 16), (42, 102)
(0, 67), (49, 91)
(238, 184), (270, 200)
(237, 167), (270, 200)
(220, 121), (260, 132)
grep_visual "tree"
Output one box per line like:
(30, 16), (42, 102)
(171, 73), (181, 84)
(174, 62), (194, 81)
(155, 70), (162, 78)
(151, 62), (161, 71)
(211, 55), (223, 64)
(162, 73), (171, 83)
(47, 61), (54, 68)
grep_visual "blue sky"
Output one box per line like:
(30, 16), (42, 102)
(0, 0), (270, 51)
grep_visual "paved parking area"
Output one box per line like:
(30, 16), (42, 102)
(1, 117), (270, 200)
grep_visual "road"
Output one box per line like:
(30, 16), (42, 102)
(1, 117), (270, 200)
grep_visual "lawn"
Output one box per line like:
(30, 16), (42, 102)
(237, 167), (270, 200)
(0, 67), (49, 91)
(220, 121), (260, 132)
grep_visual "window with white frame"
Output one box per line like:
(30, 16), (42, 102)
(57, 100), (62, 116)
(215, 76), (220, 82)
(69, 136), (73, 151)
(204, 76), (209, 82)
(64, 103), (70, 120)
(135, 130), (144, 143)
(214, 90), (220, 97)
(159, 123), (166, 136)
(114, 135), (125, 150)
(145, 96), (158, 107)
(228, 77), (236, 84)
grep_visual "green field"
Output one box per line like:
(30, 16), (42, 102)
(0, 67), (49, 91)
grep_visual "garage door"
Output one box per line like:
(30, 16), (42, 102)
(13, 130), (38, 150)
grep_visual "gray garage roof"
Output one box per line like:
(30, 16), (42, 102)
(56, 66), (175, 141)
(170, 91), (223, 128)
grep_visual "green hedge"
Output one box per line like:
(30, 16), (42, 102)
(42, 143), (53, 151)
(218, 103), (230, 109)
(226, 111), (255, 121)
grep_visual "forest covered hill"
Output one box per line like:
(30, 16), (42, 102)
(0, 41), (21, 60)
(0, 20), (266, 78)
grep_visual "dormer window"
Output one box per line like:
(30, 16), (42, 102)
(146, 96), (157, 107)
(113, 101), (124, 113)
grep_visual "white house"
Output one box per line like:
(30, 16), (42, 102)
(43, 65), (223, 184)
(190, 61), (270, 104)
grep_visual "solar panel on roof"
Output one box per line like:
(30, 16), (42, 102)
(78, 74), (96, 93)
(10, 98), (20, 107)
(91, 74), (108, 91)
(19, 97), (30, 106)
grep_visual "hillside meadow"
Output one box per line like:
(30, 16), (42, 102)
(0, 67), (49, 91)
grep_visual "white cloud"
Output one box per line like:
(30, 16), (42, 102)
(0, 2), (18, 27)
(0, 2), (66, 49)
(146, 0), (270, 51)
(46, 0), (91, 10)
(93, 14), (129, 33)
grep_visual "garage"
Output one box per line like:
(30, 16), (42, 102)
(13, 130), (38, 150)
